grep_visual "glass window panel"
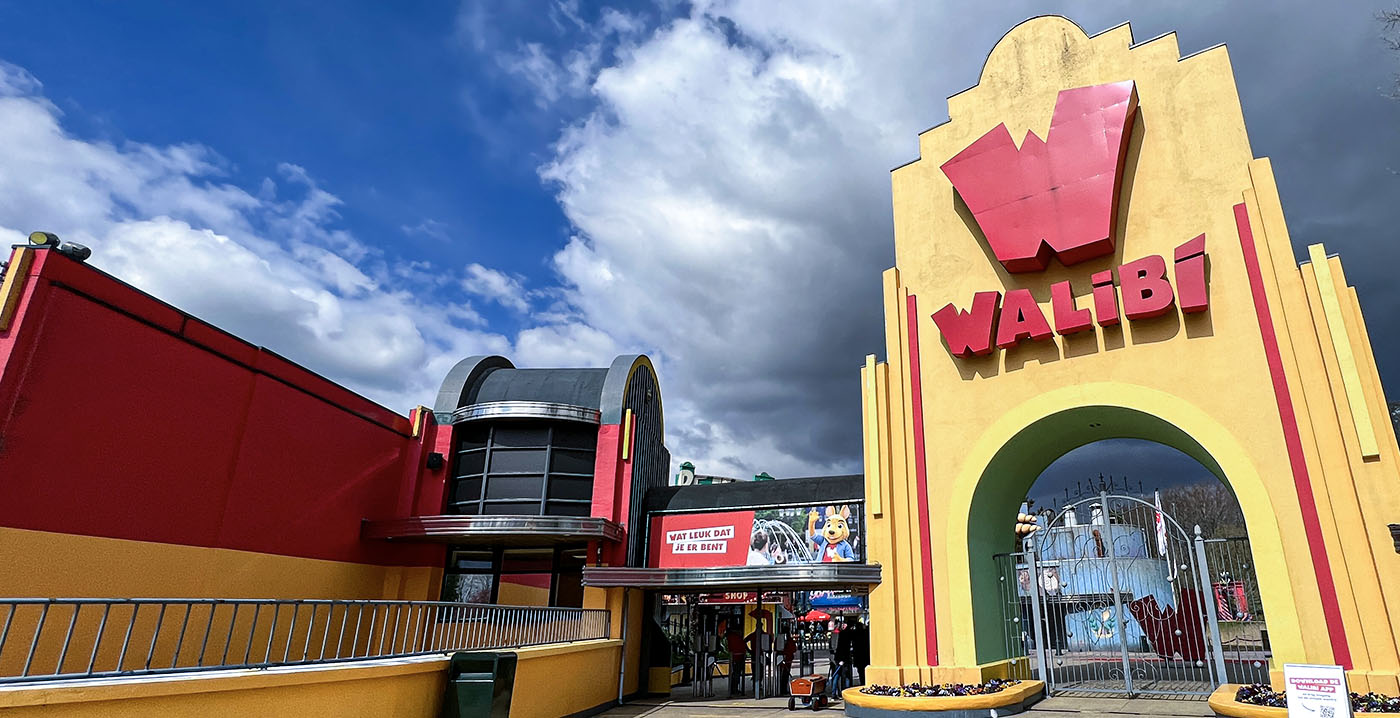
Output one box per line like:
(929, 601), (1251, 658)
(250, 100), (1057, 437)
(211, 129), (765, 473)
(502, 549), (555, 573)
(454, 450), (486, 475)
(449, 550), (495, 571)
(441, 573), (493, 603)
(485, 475), (544, 500)
(455, 425), (490, 450)
(552, 425), (596, 449)
(491, 426), (550, 448)
(550, 448), (596, 475)
(482, 501), (540, 516)
(449, 501), (481, 515)
(453, 477), (484, 503)
(547, 476), (593, 501)
(489, 448), (547, 474)
(547, 501), (591, 517)
(557, 548), (587, 571)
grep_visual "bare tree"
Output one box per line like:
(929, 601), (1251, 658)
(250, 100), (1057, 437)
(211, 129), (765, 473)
(1160, 482), (1246, 539)
(1383, 9), (1400, 97)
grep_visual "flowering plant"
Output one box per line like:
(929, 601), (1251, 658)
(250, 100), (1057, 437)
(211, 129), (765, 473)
(860, 679), (1020, 697)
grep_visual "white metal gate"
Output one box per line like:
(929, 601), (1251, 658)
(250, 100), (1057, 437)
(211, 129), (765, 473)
(993, 492), (1243, 697)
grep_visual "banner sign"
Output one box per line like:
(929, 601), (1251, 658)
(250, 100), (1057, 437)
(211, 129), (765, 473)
(648, 504), (864, 568)
(1283, 664), (1351, 718)
(809, 590), (863, 608)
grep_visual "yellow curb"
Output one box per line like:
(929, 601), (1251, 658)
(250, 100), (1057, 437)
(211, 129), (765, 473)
(842, 680), (1043, 711)
(1207, 684), (1286, 718)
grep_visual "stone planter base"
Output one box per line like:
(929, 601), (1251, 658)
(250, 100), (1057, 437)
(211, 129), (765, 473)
(1207, 685), (1285, 718)
(840, 680), (1044, 717)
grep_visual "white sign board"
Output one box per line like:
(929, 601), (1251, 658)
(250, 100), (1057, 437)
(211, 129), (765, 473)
(1284, 663), (1351, 718)
(665, 525), (734, 554)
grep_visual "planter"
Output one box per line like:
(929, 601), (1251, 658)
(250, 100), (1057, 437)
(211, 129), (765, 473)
(1209, 685), (1285, 718)
(841, 680), (1043, 717)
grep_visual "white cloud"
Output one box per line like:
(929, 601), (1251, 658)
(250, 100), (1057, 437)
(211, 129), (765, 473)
(462, 262), (531, 313)
(0, 68), (510, 413)
(521, 0), (1400, 481)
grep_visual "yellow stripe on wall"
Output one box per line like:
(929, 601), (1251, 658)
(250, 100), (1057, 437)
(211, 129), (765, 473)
(0, 246), (34, 331)
(864, 354), (883, 516)
(1307, 244), (1380, 460)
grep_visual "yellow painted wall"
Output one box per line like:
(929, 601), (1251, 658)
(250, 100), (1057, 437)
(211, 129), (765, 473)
(0, 526), (441, 602)
(509, 640), (624, 718)
(862, 16), (1400, 693)
(0, 657), (447, 718)
(0, 640), (629, 718)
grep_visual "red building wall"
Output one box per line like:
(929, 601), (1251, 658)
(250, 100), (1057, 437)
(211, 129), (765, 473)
(0, 248), (445, 599)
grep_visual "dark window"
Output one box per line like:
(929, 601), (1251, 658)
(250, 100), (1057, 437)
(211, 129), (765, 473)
(456, 450), (486, 475)
(439, 546), (591, 608)
(492, 427), (550, 448)
(554, 549), (587, 608)
(489, 448), (548, 474)
(548, 476), (593, 501)
(484, 475), (543, 499)
(447, 422), (598, 517)
(550, 449), (595, 475)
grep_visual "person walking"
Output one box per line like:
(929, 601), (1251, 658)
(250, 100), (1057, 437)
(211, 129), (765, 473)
(852, 619), (870, 686)
(831, 617), (856, 698)
(725, 625), (747, 696)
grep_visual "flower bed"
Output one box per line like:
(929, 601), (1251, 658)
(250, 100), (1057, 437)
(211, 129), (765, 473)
(1234, 683), (1400, 713)
(860, 679), (1021, 698)
(843, 680), (1043, 716)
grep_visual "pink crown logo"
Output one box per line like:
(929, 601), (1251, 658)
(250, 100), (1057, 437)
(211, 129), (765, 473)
(940, 81), (1139, 273)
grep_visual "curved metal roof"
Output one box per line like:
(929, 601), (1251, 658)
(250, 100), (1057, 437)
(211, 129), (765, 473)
(433, 354), (660, 428)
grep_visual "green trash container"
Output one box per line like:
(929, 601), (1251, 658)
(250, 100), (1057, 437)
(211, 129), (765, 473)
(442, 651), (517, 718)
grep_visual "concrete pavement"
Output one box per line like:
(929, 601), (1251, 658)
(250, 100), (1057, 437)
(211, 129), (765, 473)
(594, 694), (1216, 717)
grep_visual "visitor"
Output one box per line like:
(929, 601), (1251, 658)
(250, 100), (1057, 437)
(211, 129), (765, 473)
(778, 632), (797, 694)
(726, 625), (747, 696)
(831, 617), (856, 698)
(852, 618), (869, 686)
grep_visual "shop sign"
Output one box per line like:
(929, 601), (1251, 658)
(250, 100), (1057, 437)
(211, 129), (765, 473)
(934, 80), (1211, 358)
(1283, 664), (1351, 718)
(648, 504), (864, 569)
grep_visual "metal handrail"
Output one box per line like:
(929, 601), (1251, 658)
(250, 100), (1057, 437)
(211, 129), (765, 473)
(0, 598), (610, 684)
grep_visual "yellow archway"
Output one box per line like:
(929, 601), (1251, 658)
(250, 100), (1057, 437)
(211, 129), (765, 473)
(942, 382), (1298, 668)
(860, 16), (1400, 693)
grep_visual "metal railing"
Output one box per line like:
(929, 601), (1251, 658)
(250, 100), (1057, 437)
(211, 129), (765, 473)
(0, 598), (611, 684)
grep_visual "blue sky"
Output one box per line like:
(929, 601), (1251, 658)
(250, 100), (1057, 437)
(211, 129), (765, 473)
(0, 1), (657, 324)
(1, 1), (1398, 488)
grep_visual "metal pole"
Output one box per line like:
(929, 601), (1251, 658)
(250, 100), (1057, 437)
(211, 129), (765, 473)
(755, 594), (765, 699)
(1026, 539), (1052, 692)
(1194, 525), (1229, 684)
(1100, 491), (1135, 696)
(617, 588), (629, 705)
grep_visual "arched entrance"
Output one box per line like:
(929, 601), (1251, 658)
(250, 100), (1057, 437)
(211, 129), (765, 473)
(956, 394), (1296, 685)
(860, 15), (1400, 695)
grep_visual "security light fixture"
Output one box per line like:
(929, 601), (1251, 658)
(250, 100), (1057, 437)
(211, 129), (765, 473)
(27, 231), (59, 247)
(27, 231), (91, 263)
(426, 452), (445, 470)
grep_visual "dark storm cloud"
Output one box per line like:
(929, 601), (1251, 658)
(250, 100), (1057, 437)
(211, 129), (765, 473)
(533, 2), (1400, 477)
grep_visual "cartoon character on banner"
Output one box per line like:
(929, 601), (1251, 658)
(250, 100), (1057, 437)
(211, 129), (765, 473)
(807, 506), (856, 562)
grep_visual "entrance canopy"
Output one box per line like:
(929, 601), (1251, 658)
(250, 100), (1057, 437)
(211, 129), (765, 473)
(580, 563), (879, 591)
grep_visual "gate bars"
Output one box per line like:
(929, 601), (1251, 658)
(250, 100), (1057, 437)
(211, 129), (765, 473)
(0, 598), (610, 684)
(992, 492), (1271, 697)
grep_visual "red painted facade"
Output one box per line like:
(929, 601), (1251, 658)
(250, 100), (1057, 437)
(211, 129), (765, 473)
(0, 249), (444, 567)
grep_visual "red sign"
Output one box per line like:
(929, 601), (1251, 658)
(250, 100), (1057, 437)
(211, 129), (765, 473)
(932, 80), (1211, 358)
(941, 81), (1138, 273)
(649, 510), (754, 568)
